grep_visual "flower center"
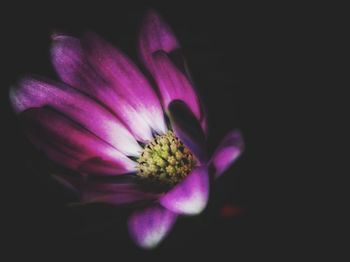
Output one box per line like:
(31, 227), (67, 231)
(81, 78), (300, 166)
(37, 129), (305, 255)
(137, 131), (196, 186)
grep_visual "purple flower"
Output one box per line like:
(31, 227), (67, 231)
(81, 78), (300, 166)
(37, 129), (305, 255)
(10, 10), (244, 249)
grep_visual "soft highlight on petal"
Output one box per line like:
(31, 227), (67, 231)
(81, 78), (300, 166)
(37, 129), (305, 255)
(160, 166), (209, 215)
(211, 130), (244, 178)
(51, 33), (166, 142)
(128, 204), (177, 249)
(10, 77), (141, 156)
(81, 32), (167, 141)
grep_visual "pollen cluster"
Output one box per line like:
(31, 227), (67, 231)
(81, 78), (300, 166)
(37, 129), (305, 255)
(137, 131), (196, 186)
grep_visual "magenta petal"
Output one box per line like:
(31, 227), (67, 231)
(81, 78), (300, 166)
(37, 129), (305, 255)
(139, 10), (207, 133)
(78, 158), (134, 175)
(150, 52), (204, 125)
(211, 130), (244, 178)
(139, 9), (180, 73)
(81, 32), (167, 141)
(20, 108), (136, 174)
(160, 166), (209, 215)
(128, 204), (177, 249)
(51, 33), (166, 142)
(51, 175), (157, 205)
(76, 181), (158, 205)
(10, 77), (141, 156)
(51, 34), (106, 94)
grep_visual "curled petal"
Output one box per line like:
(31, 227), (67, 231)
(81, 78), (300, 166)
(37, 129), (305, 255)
(20, 108), (137, 174)
(139, 10), (207, 133)
(150, 52), (206, 129)
(80, 32), (167, 141)
(160, 166), (209, 215)
(128, 204), (177, 249)
(210, 130), (244, 178)
(10, 77), (141, 156)
(167, 100), (207, 163)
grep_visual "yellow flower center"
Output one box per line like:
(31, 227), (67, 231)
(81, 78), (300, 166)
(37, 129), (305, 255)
(137, 131), (196, 186)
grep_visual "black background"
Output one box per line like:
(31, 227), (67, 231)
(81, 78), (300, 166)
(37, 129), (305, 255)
(1, 0), (326, 260)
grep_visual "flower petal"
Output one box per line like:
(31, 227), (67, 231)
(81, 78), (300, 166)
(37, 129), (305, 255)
(210, 130), (244, 178)
(160, 166), (209, 215)
(10, 77), (141, 156)
(139, 10), (207, 133)
(139, 9), (180, 73)
(167, 100), (207, 163)
(20, 108), (137, 174)
(71, 180), (158, 205)
(51, 34), (165, 142)
(128, 204), (177, 249)
(50, 35), (107, 94)
(78, 158), (134, 175)
(78, 32), (167, 141)
(139, 9), (195, 85)
(149, 52), (204, 126)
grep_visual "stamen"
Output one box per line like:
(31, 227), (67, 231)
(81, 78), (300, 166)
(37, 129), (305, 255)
(136, 131), (196, 186)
